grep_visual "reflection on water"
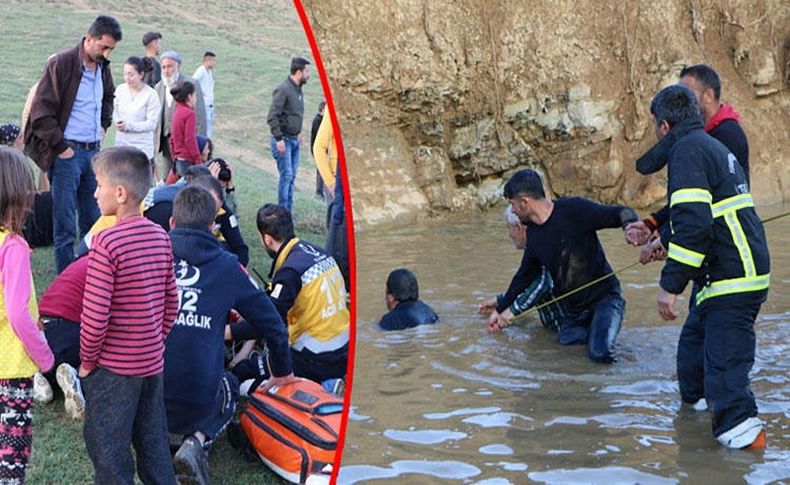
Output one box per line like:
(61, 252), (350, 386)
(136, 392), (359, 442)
(342, 204), (790, 484)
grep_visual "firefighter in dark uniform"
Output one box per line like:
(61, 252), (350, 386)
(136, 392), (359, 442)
(257, 204), (349, 384)
(638, 84), (770, 449)
(629, 65), (752, 413)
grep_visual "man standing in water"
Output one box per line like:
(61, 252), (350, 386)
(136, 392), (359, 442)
(637, 84), (769, 449)
(492, 169), (637, 363)
(479, 206), (565, 333)
(627, 64), (751, 413)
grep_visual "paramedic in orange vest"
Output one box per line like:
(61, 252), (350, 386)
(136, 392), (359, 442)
(257, 204), (349, 383)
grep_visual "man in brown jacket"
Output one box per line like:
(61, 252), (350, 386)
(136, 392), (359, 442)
(24, 15), (122, 273)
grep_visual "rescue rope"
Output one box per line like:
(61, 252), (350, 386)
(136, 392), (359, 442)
(505, 209), (790, 324)
(507, 261), (641, 323)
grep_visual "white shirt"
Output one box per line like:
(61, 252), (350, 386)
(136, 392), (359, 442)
(193, 65), (215, 106)
(112, 83), (161, 159)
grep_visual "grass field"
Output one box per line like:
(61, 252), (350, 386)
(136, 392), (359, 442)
(1, 2), (330, 483)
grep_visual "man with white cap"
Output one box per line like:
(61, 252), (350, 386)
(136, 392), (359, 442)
(154, 50), (206, 181)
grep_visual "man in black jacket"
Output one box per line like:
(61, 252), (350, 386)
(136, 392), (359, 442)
(266, 57), (310, 210)
(24, 15), (122, 273)
(628, 65), (753, 416)
(378, 269), (438, 331)
(639, 84), (770, 449)
(493, 169), (637, 363)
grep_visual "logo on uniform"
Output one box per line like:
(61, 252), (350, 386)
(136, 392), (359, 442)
(175, 260), (201, 287)
(300, 242), (320, 257)
(727, 153), (737, 174)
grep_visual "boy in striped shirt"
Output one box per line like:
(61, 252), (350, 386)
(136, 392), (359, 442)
(79, 146), (178, 484)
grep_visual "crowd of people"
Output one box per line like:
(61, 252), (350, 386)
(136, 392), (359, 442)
(1, 14), (349, 485)
(380, 64), (770, 452)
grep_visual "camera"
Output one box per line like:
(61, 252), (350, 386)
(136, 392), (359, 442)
(212, 158), (232, 182)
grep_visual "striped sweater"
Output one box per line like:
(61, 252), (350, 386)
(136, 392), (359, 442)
(80, 216), (178, 376)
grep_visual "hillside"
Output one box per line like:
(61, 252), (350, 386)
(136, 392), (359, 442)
(307, 0), (789, 226)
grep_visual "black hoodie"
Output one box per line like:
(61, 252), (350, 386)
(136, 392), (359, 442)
(164, 226), (291, 435)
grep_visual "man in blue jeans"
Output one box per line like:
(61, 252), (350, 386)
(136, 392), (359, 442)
(24, 15), (122, 273)
(266, 57), (310, 210)
(492, 169), (637, 363)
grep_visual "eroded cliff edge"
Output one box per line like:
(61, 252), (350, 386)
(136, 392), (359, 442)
(307, 0), (789, 227)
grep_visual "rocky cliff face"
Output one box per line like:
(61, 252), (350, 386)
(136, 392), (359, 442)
(307, 0), (789, 227)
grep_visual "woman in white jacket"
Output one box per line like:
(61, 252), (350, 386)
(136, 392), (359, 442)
(113, 56), (162, 180)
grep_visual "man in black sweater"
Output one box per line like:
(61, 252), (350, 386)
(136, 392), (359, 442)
(492, 169), (637, 363)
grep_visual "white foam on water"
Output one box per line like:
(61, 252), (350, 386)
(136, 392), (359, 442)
(478, 444), (514, 455)
(545, 416), (589, 426)
(498, 462), (528, 472)
(473, 478), (512, 485)
(744, 450), (790, 484)
(463, 411), (534, 428)
(528, 466), (678, 484)
(383, 428), (467, 445)
(601, 379), (678, 395)
(348, 406), (372, 422)
(424, 406), (502, 420)
(338, 460), (482, 484)
(431, 361), (542, 391)
(635, 434), (676, 447)
(547, 449), (575, 455)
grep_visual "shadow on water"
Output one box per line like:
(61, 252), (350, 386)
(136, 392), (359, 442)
(342, 205), (790, 484)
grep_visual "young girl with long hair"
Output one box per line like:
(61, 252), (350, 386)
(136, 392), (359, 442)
(0, 146), (54, 484)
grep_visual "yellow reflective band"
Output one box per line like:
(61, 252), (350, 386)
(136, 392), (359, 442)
(670, 188), (713, 208)
(711, 193), (753, 218)
(696, 274), (770, 305)
(724, 211), (756, 278)
(668, 242), (705, 268)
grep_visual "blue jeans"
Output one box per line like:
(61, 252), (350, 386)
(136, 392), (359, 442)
(206, 105), (214, 138)
(83, 369), (176, 485)
(271, 136), (301, 210)
(702, 302), (761, 438)
(50, 142), (100, 273)
(557, 293), (625, 363)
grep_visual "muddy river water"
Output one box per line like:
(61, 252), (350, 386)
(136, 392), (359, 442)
(339, 203), (789, 484)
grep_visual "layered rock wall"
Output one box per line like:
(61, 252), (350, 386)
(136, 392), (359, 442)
(307, 0), (790, 226)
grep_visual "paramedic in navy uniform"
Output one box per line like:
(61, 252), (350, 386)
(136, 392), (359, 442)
(164, 187), (295, 484)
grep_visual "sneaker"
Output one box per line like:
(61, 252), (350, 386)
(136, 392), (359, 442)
(716, 416), (764, 449)
(744, 429), (767, 450)
(174, 435), (209, 485)
(239, 377), (265, 398)
(691, 398), (708, 412)
(33, 372), (53, 404)
(55, 363), (85, 420)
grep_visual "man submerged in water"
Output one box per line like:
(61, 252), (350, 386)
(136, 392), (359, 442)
(378, 269), (439, 331)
